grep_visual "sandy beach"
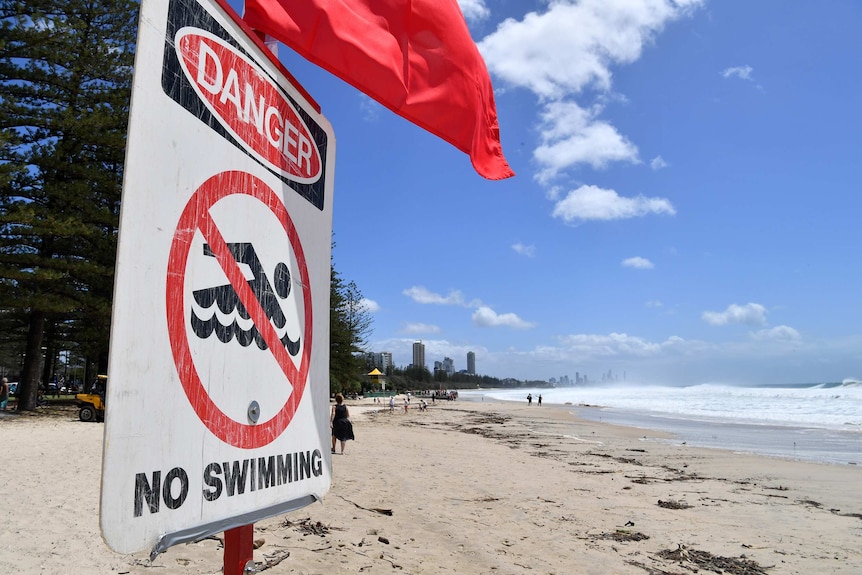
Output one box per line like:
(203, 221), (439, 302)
(1, 397), (860, 574)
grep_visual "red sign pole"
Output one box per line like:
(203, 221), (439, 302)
(224, 524), (254, 575)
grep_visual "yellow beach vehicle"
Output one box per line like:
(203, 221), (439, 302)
(76, 375), (107, 422)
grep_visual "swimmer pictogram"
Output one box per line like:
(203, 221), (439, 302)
(166, 170), (313, 449)
(191, 242), (300, 355)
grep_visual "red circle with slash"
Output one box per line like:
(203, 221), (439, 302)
(166, 170), (312, 449)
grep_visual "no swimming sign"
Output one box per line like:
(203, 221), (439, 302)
(101, 0), (334, 555)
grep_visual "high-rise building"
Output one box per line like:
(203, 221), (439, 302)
(442, 357), (455, 377)
(380, 352), (393, 372)
(365, 351), (393, 372)
(467, 351), (475, 375)
(412, 341), (425, 370)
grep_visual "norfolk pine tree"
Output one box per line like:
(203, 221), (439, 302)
(0, 0), (137, 409)
(329, 259), (372, 395)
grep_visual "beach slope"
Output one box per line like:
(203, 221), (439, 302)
(0, 399), (860, 574)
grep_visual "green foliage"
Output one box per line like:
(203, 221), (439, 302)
(329, 257), (373, 395)
(0, 0), (137, 408)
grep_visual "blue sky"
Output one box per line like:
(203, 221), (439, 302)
(226, 0), (862, 385)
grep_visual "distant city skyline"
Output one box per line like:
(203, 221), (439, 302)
(369, 340), (629, 383)
(368, 342), (629, 385)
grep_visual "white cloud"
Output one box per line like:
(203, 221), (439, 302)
(751, 325), (801, 341)
(360, 298), (380, 313)
(480, 0), (704, 99)
(650, 155), (669, 170)
(404, 287), (535, 333)
(478, 0), (703, 183)
(458, 0), (490, 22)
(472, 306), (535, 329)
(722, 65), (754, 81)
(552, 185), (676, 223)
(622, 256), (654, 269)
(545, 185), (563, 202)
(401, 322), (441, 335)
(555, 332), (682, 357)
(534, 101), (639, 181)
(702, 303), (768, 327)
(512, 242), (536, 257)
(403, 286), (479, 307)
(646, 299), (663, 308)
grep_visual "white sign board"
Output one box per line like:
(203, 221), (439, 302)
(101, 0), (334, 554)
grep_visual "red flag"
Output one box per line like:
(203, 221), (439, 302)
(242, 0), (514, 180)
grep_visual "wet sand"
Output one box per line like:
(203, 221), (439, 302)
(569, 405), (862, 466)
(1, 398), (860, 574)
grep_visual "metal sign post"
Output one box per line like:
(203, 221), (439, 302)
(101, 0), (335, 563)
(224, 525), (254, 575)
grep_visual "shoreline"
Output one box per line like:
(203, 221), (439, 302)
(1, 399), (861, 574)
(573, 405), (862, 466)
(458, 389), (862, 466)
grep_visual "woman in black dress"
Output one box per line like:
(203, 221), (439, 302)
(330, 393), (355, 454)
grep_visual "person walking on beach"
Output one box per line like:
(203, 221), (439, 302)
(538, 394), (542, 406)
(330, 393), (354, 455)
(527, 393), (532, 406)
(389, 395), (395, 413)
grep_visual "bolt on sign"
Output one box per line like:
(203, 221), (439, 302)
(100, 0), (334, 555)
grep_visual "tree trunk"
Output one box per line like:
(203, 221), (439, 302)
(17, 311), (46, 411)
(41, 321), (56, 392)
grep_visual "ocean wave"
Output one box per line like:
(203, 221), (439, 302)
(463, 383), (862, 431)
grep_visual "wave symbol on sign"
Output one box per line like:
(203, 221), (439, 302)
(190, 242), (300, 355)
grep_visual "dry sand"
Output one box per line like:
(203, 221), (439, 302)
(1, 397), (860, 574)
